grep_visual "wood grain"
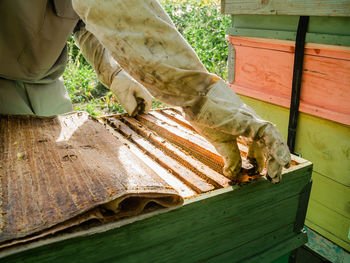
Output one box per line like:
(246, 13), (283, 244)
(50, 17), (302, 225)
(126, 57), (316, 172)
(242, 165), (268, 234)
(306, 201), (350, 251)
(310, 171), (350, 219)
(237, 95), (350, 186)
(238, 95), (350, 251)
(121, 116), (231, 188)
(1, 163), (312, 263)
(228, 36), (350, 125)
(0, 113), (183, 248)
(0, 109), (311, 261)
(107, 117), (215, 193)
(221, 0), (350, 16)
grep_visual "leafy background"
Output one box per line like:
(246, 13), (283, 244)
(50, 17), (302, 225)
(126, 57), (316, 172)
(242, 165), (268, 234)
(63, 0), (231, 116)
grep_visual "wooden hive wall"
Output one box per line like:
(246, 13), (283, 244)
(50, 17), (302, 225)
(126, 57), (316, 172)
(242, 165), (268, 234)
(0, 110), (313, 262)
(227, 36), (350, 125)
(227, 15), (350, 47)
(224, 10), (350, 250)
(237, 95), (350, 251)
(221, 0), (350, 17)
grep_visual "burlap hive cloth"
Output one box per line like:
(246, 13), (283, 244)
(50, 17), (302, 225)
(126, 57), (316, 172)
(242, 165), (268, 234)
(0, 112), (183, 249)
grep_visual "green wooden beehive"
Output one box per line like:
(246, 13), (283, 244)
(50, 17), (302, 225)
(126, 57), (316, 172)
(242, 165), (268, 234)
(0, 110), (312, 263)
(1, 161), (312, 263)
(222, 0), (350, 260)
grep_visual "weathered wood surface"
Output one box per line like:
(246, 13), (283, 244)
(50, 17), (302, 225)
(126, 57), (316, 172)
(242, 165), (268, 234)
(306, 228), (350, 263)
(121, 116), (231, 188)
(228, 36), (350, 125)
(238, 95), (350, 251)
(1, 159), (312, 263)
(310, 171), (350, 220)
(227, 15), (350, 46)
(236, 96), (350, 187)
(221, 0), (350, 16)
(137, 113), (225, 170)
(107, 117), (215, 193)
(306, 200), (350, 252)
(0, 108), (312, 262)
(0, 113), (183, 249)
(135, 112), (253, 175)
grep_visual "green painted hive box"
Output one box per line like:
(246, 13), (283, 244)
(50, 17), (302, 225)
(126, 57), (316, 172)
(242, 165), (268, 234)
(0, 110), (313, 263)
(221, 0), (350, 259)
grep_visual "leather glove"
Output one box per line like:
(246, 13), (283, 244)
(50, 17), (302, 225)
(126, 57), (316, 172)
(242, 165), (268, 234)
(183, 79), (291, 183)
(110, 70), (152, 116)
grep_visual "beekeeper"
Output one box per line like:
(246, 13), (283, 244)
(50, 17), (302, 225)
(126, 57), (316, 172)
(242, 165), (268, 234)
(0, 0), (291, 183)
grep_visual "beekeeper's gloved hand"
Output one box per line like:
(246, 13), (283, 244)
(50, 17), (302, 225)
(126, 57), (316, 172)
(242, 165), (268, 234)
(73, 21), (152, 116)
(110, 70), (152, 116)
(71, 0), (290, 183)
(183, 79), (291, 183)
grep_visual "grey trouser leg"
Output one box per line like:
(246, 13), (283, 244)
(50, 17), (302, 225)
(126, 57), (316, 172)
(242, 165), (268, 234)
(0, 78), (34, 115)
(0, 77), (72, 116)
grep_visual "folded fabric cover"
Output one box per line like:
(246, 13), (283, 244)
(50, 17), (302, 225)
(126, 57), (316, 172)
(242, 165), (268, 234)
(0, 112), (183, 249)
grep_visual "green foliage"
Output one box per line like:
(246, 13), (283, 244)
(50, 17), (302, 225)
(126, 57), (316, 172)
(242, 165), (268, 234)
(161, 0), (230, 79)
(63, 36), (123, 115)
(63, 0), (230, 115)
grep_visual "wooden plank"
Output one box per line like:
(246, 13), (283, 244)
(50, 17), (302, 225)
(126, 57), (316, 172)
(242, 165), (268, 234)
(306, 200), (350, 251)
(204, 225), (304, 263)
(305, 228), (350, 263)
(232, 14), (299, 31)
(237, 94), (350, 187)
(306, 32), (350, 47)
(227, 28), (350, 47)
(236, 95), (350, 251)
(232, 15), (350, 35)
(306, 222), (350, 254)
(229, 36), (350, 59)
(0, 160), (311, 260)
(121, 117), (231, 188)
(159, 109), (196, 132)
(228, 36), (350, 125)
(228, 42), (236, 83)
(1, 165), (311, 263)
(136, 113), (225, 173)
(136, 113), (255, 175)
(151, 110), (250, 155)
(228, 14), (350, 45)
(231, 83), (350, 127)
(151, 109), (251, 159)
(221, 0), (350, 16)
(149, 111), (217, 153)
(310, 171), (350, 219)
(107, 118), (215, 193)
(2, 198), (300, 263)
(242, 233), (308, 263)
(228, 27), (297, 41)
(103, 122), (196, 198)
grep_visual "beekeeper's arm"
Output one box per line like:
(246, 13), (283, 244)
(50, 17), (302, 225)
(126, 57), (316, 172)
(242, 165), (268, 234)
(72, 0), (291, 183)
(73, 21), (152, 116)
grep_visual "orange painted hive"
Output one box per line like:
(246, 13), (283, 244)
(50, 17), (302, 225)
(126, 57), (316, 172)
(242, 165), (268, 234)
(228, 36), (350, 126)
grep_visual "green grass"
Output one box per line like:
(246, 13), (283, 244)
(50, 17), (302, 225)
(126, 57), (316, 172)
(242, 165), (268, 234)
(63, 0), (230, 116)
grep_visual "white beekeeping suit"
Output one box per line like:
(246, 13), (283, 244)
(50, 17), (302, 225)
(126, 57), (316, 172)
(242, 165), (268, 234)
(72, 0), (291, 183)
(74, 21), (152, 116)
(0, 0), (152, 117)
